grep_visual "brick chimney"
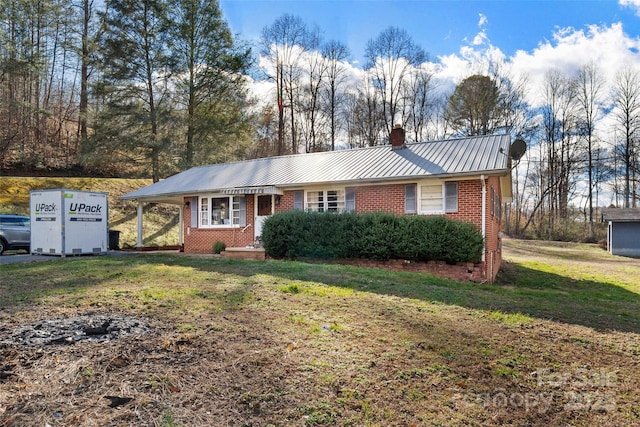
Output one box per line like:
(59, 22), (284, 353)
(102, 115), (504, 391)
(390, 124), (405, 150)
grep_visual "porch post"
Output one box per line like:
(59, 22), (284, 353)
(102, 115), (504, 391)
(136, 202), (144, 248)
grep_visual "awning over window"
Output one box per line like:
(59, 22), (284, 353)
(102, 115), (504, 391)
(221, 186), (283, 195)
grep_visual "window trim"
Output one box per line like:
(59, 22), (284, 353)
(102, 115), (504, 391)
(198, 195), (245, 228)
(303, 188), (348, 213)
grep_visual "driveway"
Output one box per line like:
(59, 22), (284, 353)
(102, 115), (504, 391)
(0, 250), (171, 265)
(0, 252), (51, 265)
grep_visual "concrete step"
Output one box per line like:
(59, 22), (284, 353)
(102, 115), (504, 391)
(220, 247), (266, 261)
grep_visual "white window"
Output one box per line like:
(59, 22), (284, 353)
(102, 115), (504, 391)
(306, 189), (345, 212)
(418, 182), (458, 214)
(199, 195), (244, 227)
(420, 184), (444, 213)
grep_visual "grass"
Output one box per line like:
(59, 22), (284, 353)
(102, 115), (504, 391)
(0, 239), (639, 426)
(0, 176), (179, 248)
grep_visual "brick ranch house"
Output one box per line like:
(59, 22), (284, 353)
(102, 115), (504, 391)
(122, 127), (516, 282)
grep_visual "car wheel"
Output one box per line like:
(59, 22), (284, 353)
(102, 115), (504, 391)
(0, 238), (6, 255)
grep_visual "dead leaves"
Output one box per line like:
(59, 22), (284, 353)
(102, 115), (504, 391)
(162, 332), (197, 352)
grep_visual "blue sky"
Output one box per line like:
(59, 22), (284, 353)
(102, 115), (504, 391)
(220, 0), (640, 64)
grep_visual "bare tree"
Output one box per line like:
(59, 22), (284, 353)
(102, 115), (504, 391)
(300, 49), (328, 152)
(364, 27), (426, 139)
(495, 70), (534, 139)
(345, 75), (385, 148)
(321, 40), (351, 150)
(403, 66), (436, 142)
(539, 69), (580, 235)
(260, 14), (319, 154)
(611, 65), (640, 208)
(247, 105), (279, 159)
(76, 0), (96, 150)
(0, 0), (70, 169)
(575, 62), (604, 240)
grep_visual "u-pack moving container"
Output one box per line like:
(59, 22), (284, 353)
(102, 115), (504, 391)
(30, 189), (109, 256)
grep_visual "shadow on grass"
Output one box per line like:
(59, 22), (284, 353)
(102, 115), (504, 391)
(157, 254), (640, 334)
(2, 253), (639, 334)
(204, 256), (640, 334)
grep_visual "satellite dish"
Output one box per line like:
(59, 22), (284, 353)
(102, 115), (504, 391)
(509, 139), (527, 161)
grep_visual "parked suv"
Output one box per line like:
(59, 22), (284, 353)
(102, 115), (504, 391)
(0, 214), (31, 255)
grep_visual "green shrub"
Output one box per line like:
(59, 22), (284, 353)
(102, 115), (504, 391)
(353, 212), (403, 260)
(213, 241), (226, 254)
(262, 211), (483, 263)
(261, 210), (305, 258)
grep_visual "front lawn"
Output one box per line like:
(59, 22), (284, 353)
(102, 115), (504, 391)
(0, 239), (638, 426)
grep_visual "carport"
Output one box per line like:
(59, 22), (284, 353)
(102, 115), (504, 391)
(601, 208), (640, 257)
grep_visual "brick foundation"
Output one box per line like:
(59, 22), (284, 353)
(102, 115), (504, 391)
(308, 258), (486, 283)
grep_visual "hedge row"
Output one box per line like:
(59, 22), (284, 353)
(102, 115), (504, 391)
(261, 211), (484, 263)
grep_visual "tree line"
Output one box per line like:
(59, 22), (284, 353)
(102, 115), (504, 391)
(1, 3), (639, 241)
(1, 0), (251, 182)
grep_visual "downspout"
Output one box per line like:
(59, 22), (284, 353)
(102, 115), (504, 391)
(481, 175), (486, 263)
(178, 205), (184, 247)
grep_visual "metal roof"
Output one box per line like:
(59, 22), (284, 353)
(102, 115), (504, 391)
(122, 134), (512, 203)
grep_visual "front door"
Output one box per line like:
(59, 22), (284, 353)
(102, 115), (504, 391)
(255, 195), (273, 241)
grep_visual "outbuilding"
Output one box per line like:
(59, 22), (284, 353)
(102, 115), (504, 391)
(601, 207), (640, 257)
(122, 128), (519, 282)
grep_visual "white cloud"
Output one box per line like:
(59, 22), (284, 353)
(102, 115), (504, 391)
(247, 77), (275, 108)
(428, 21), (640, 109)
(510, 23), (640, 106)
(619, 0), (640, 15)
(478, 13), (488, 27)
(472, 30), (487, 46)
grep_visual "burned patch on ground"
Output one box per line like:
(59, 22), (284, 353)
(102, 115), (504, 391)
(1, 313), (150, 346)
